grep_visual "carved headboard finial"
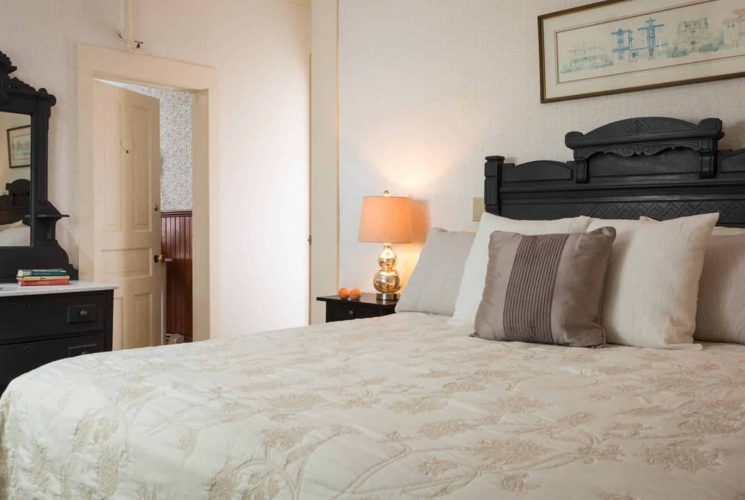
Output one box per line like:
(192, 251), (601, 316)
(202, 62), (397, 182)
(0, 51), (17, 77)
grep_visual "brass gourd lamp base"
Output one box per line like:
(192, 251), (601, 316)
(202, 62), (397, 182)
(373, 243), (400, 302)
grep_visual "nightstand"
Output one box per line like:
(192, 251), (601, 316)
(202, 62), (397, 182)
(316, 294), (397, 323)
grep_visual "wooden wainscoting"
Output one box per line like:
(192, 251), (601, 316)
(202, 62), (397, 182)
(161, 210), (193, 342)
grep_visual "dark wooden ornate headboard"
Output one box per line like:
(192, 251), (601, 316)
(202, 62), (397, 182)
(485, 117), (745, 227)
(0, 178), (30, 226)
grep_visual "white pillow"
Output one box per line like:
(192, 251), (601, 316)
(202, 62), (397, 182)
(694, 234), (745, 344)
(0, 224), (29, 246)
(396, 228), (475, 316)
(587, 213), (719, 349)
(450, 213), (591, 327)
(0, 220), (24, 230)
(640, 219), (745, 344)
(641, 217), (745, 237)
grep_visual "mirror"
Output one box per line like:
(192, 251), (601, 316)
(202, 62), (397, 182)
(0, 49), (75, 281)
(0, 111), (31, 246)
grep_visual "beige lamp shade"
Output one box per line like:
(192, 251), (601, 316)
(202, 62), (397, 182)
(358, 194), (413, 243)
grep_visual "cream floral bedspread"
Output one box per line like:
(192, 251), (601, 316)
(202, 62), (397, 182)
(1, 313), (745, 499)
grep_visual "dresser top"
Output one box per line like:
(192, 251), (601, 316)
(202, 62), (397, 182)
(0, 281), (118, 298)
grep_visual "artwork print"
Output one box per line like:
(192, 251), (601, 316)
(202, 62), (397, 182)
(539, 0), (745, 102)
(7, 125), (31, 168)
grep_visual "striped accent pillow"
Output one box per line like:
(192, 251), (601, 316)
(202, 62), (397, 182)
(474, 227), (616, 347)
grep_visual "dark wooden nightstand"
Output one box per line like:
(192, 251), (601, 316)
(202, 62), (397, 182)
(316, 294), (397, 323)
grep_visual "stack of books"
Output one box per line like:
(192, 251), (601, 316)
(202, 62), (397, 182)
(17, 269), (71, 286)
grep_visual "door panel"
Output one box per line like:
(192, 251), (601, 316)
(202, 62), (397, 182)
(93, 81), (163, 350)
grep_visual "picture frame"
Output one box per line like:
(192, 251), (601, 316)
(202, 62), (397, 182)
(539, 0), (745, 103)
(7, 125), (31, 168)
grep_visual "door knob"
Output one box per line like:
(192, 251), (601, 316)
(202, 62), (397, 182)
(154, 254), (173, 264)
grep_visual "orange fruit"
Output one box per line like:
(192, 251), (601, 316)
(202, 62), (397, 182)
(349, 288), (361, 300)
(338, 288), (350, 299)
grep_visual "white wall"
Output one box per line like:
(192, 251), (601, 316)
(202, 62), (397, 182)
(338, 0), (745, 291)
(0, 0), (310, 336)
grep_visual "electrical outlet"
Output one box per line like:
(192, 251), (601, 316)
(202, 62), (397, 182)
(472, 197), (485, 221)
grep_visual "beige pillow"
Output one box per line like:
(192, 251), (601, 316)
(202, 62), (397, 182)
(475, 228), (615, 346)
(712, 226), (745, 236)
(396, 228), (475, 316)
(451, 212), (591, 327)
(641, 217), (745, 237)
(587, 213), (719, 348)
(640, 218), (745, 344)
(694, 234), (745, 344)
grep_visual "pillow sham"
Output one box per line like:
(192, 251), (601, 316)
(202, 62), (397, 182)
(586, 213), (718, 348)
(640, 217), (745, 344)
(474, 227), (616, 347)
(0, 220), (24, 231)
(694, 234), (745, 344)
(0, 224), (29, 246)
(396, 228), (475, 316)
(641, 217), (745, 237)
(451, 213), (591, 327)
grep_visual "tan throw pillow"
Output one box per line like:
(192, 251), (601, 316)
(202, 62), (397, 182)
(694, 234), (745, 344)
(587, 213), (719, 349)
(396, 228), (475, 316)
(451, 212), (591, 327)
(474, 227), (616, 347)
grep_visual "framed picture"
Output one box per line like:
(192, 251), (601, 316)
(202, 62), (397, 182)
(7, 125), (30, 168)
(539, 0), (745, 103)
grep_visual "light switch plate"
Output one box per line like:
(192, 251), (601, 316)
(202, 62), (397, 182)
(472, 197), (485, 222)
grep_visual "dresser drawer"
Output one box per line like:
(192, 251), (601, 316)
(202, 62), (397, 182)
(0, 292), (106, 343)
(0, 333), (105, 390)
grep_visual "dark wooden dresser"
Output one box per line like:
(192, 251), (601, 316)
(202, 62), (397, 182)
(0, 282), (116, 395)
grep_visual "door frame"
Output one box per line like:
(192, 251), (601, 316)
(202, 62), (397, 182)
(77, 44), (219, 341)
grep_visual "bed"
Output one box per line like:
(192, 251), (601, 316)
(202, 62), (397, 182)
(2, 117), (745, 499)
(0, 179), (30, 246)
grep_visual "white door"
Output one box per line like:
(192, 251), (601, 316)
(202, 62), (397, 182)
(93, 80), (163, 350)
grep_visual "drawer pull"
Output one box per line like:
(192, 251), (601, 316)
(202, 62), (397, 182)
(67, 304), (97, 324)
(348, 309), (355, 317)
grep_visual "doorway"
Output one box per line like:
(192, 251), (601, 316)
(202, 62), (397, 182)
(77, 44), (219, 345)
(103, 81), (195, 346)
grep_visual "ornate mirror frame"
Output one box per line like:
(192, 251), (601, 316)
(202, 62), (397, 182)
(0, 51), (76, 282)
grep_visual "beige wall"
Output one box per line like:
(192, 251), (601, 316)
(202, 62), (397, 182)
(0, 0), (310, 336)
(337, 0), (745, 292)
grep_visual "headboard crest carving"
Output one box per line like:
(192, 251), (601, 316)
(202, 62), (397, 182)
(485, 117), (745, 227)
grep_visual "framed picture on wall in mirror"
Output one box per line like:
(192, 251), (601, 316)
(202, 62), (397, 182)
(539, 0), (745, 103)
(7, 125), (31, 168)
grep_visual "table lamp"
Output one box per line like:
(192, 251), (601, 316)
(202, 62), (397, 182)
(358, 191), (413, 301)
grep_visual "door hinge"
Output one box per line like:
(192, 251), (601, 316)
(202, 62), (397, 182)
(308, 235), (312, 245)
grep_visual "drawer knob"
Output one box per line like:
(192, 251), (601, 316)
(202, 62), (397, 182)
(348, 309), (355, 317)
(79, 309), (89, 318)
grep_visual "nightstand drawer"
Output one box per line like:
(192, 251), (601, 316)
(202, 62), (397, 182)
(0, 333), (105, 389)
(328, 303), (380, 322)
(0, 292), (106, 342)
